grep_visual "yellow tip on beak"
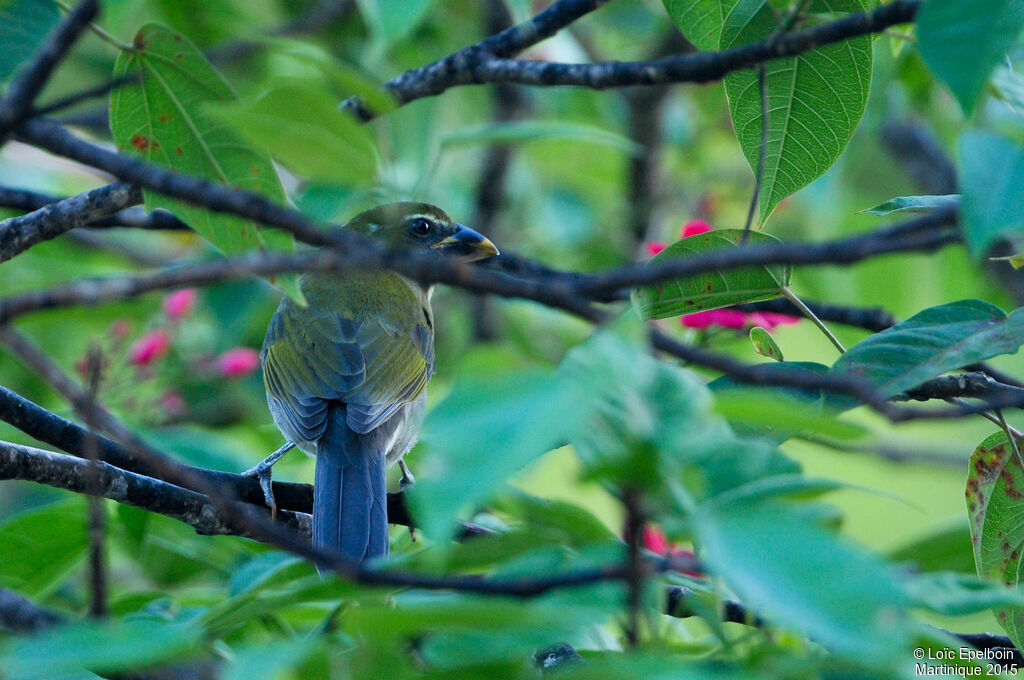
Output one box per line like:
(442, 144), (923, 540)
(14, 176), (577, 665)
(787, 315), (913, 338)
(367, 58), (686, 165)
(431, 225), (499, 262)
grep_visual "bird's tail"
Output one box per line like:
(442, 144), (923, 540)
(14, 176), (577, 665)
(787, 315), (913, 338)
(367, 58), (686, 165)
(312, 404), (389, 569)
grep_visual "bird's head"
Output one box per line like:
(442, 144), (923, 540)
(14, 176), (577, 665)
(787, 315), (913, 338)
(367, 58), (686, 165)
(345, 202), (498, 262)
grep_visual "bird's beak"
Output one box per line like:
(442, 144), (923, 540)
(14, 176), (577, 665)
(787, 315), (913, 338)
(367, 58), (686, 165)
(431, 224), (499, 262)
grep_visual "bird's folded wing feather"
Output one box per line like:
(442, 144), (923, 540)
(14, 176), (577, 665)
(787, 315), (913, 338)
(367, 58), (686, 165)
(262, 286), (434, 444)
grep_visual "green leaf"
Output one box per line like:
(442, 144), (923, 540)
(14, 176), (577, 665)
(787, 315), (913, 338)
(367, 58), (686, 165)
(109, 23), (301, 301)
(662, 0), (741, 51)
(966, 430), (1024, 647)
(905, 572), (1024, 617)
(861, 194), (961, 216)
(1, 619), (203, 680)
(723, 0), (872, 222)
(222, 640), (320, 680)
(0, 499), (87, 597)
(697, 499), (909, 662)
(440, 121), (641, 155)
(712, 389), (866, 442)
(959, 131), (1024, 258)
(631, 230), (790, 320)
(0, 0), (59, 82)
(357, 0), (434, 50)
(205, 80), (378, 185)
(409, 370), (569, 543)
(888, 519), (976, 574)
(830, 300), (1024, 397)
(917, 0), (1024, 113)
(749, 326), (783, 360)
(992, 65), (1024, 115)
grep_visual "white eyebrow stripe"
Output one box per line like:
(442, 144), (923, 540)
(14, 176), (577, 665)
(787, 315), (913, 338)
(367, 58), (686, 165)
(405, 214), (443, 224)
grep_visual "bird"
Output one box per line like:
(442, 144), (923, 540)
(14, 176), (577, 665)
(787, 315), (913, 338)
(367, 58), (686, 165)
(252, 202), (498, 567)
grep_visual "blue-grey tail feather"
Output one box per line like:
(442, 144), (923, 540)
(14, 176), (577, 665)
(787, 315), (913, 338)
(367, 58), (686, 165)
(313, 404), (389, 570)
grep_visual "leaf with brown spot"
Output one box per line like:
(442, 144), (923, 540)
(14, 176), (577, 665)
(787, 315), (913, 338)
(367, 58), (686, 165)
(110, 22), (302, 302)
(967, 430), (1024, 648)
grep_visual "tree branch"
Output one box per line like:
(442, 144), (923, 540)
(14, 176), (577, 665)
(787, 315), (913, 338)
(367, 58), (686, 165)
(0, 182), (141, 263)
(0, 588), (64, 633)
(0, 185), (189, 231)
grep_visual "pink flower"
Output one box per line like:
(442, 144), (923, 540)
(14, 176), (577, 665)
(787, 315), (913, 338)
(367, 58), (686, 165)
(129, 331), (171, 365)
(681, 219), (713, 238)
(748, 312), (801, 331)
(159, 389), (186, 417)
(632, 524), (702, 578)
(216, 347), (260, 377)
(163, 289), (197, 319)
(646, 241), (667, 257)
(682, 309), (749, 329)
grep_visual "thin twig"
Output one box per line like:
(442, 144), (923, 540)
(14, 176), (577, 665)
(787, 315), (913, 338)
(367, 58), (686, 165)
(781, 286), (846, 353)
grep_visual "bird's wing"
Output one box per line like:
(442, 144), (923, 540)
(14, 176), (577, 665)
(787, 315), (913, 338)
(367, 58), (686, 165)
(261, 283), (434, 444)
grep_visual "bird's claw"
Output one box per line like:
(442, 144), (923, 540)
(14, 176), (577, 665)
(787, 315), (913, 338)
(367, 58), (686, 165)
(398, 460), (416, 491)
(243, 462), (278, 519)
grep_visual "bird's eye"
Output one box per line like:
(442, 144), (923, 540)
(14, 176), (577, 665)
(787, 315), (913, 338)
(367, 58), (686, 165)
(409, 218), (432, 236)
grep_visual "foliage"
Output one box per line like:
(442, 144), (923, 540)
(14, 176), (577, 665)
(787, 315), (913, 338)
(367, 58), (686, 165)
(2, 0), (1024, 678)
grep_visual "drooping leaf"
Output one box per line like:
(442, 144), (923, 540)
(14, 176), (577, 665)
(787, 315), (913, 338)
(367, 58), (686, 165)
(109, 23), (301, 301)
(0, 499), (87, 597)
(631, 229), (790, 320)
(409, 370), (569, 543)
(0, 0), (59, 82)
(205, 80), (378, 185)
(722, 0), (873, 222)
(862, 194), (961, 216)
(959, 131), (1024, 258)
(966, 430), (1024, 647)
(917, 0), (1024, 113)
(830, 300), (1024, 397)
(905, 571), (1024, 617)
(712, 389), (866, 442)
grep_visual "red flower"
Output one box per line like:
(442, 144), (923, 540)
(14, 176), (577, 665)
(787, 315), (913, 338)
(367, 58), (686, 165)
(216, 347), (260, 377)
(748, 312), (801, 331)
(163, 289), (197, 319)
(681, 309), (749, 329)
(635, 525), (702, 578)
(646, 241), (667, 257)
(129, 331), (171, 365)
(681, 219), (713, 237)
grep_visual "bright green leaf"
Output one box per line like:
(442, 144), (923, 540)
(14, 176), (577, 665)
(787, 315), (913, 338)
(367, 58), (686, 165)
(662, 0), (741, 51)
(109, 23), (301, 301)
(0, 499), (87, 597)
(723, 0), (872, 222)
(966, 430), (1024, 647)
(917, 0), (1024, 113)
(697, 499), (909, 662)
(749, 326), (783, 360)
(205, 80), (378, 185)
(631, 229), (790, 319)
(960, 130), (1024, 258)
(0, 0), (59, 82)
(830, 300), (1024, 397)
(409, 370), (569, 543)
(861, 194), (961, 216)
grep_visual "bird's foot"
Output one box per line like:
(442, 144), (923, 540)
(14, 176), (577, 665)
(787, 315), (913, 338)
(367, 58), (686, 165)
(242, 441), (295, 519)
(398, 459), (416, 491)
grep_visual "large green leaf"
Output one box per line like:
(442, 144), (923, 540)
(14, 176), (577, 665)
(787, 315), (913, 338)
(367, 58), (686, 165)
(697, 499), (909, 663)
(0, 619), (202, 679)
(109, 23), (300, 300)
(959, 131), (1024, 259)
(662, 0), (741, 51)
(0, 0), (59, 82)
(722, 0), (873, 222)
(917, 0), (1024, 113)
(631, 229), (790, 320)
(205, 80), (378, 185)
(830, 300), (1024, 397)
(409, 370), (569, 543)
(966, 430), (1024, 647)
(0, 499), (87, 597)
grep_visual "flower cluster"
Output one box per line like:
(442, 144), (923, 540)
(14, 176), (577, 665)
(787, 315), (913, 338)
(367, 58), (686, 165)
(647, 220), (800, 332)
(75, 288), (262, 424)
